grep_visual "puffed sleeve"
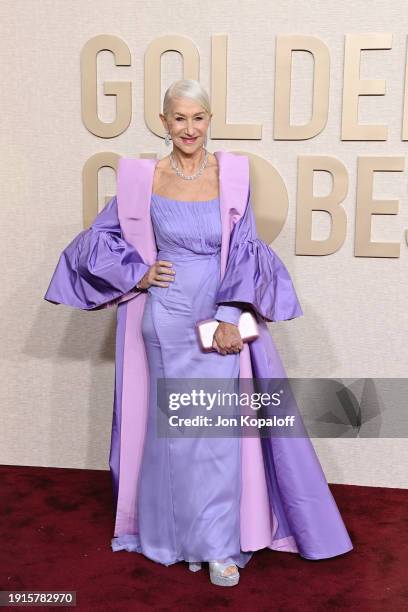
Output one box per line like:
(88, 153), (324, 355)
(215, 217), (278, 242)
(214, 194), (304, 323)
(43, 196), (150, 311)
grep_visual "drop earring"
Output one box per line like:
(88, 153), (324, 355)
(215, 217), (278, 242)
(165, 132), (172, 146)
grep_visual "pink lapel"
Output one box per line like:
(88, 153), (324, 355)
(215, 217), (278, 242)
(116, 157), (158, 265)
(214, 150), (249, 277)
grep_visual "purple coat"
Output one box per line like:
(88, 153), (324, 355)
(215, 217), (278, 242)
(44, 150), (353, 560)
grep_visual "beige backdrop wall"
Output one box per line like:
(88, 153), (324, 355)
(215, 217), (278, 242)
(1, 0), (407, 488)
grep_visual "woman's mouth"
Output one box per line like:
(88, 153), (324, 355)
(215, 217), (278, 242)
(181, 137), (198, 144)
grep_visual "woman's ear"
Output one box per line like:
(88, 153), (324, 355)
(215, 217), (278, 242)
(159, 113), (168, 130)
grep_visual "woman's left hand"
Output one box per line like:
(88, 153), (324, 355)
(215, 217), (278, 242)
(212, 322), (243, 355)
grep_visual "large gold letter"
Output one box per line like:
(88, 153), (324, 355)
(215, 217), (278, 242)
(342, 34), (392, 140)
(81, 35), (131, 137)
(275, 35), (330, 140)
(211, 35), (262, 139)
(296, 156), (348, 255)
(355, 156), (403, 257)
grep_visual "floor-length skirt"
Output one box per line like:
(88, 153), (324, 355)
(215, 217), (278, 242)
(136, 194), (253, 567)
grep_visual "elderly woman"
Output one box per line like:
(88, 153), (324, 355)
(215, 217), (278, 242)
(44, 79), (353, 587)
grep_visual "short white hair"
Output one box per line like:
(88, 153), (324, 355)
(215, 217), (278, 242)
(163, 79), (211, 116)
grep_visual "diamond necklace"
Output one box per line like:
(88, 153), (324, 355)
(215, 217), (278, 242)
(169, 147), (209, 180)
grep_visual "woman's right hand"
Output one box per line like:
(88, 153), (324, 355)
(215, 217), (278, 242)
(137, 260), (175, 290)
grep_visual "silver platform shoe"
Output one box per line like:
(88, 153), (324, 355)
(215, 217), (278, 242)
(188, 559), (239, 586)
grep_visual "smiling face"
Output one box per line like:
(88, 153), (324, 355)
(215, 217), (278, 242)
(160, 96), (212, 154)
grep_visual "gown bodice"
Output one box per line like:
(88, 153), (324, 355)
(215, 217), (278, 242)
(147, 193), (224, 316)
(150, 193), (222, 258)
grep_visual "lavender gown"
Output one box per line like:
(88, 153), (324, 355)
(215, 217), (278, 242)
(43, 160), (353, 564)
(138, 192), (251, 567)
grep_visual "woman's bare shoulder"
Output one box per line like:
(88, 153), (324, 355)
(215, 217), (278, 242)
(156, 156), (169, 169)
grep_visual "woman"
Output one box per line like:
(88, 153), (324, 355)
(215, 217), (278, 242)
(44, 79), (353, 587)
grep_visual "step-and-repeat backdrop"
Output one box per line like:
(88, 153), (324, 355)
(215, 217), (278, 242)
(1, 0), (407, 487)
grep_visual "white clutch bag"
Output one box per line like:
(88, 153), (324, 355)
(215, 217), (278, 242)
(196, 310), (259, 352)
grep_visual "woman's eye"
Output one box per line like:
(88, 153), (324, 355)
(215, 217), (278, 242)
(176, 117), (184, 121)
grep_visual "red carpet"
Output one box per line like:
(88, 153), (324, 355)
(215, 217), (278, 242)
(0, 465), (407, 611)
